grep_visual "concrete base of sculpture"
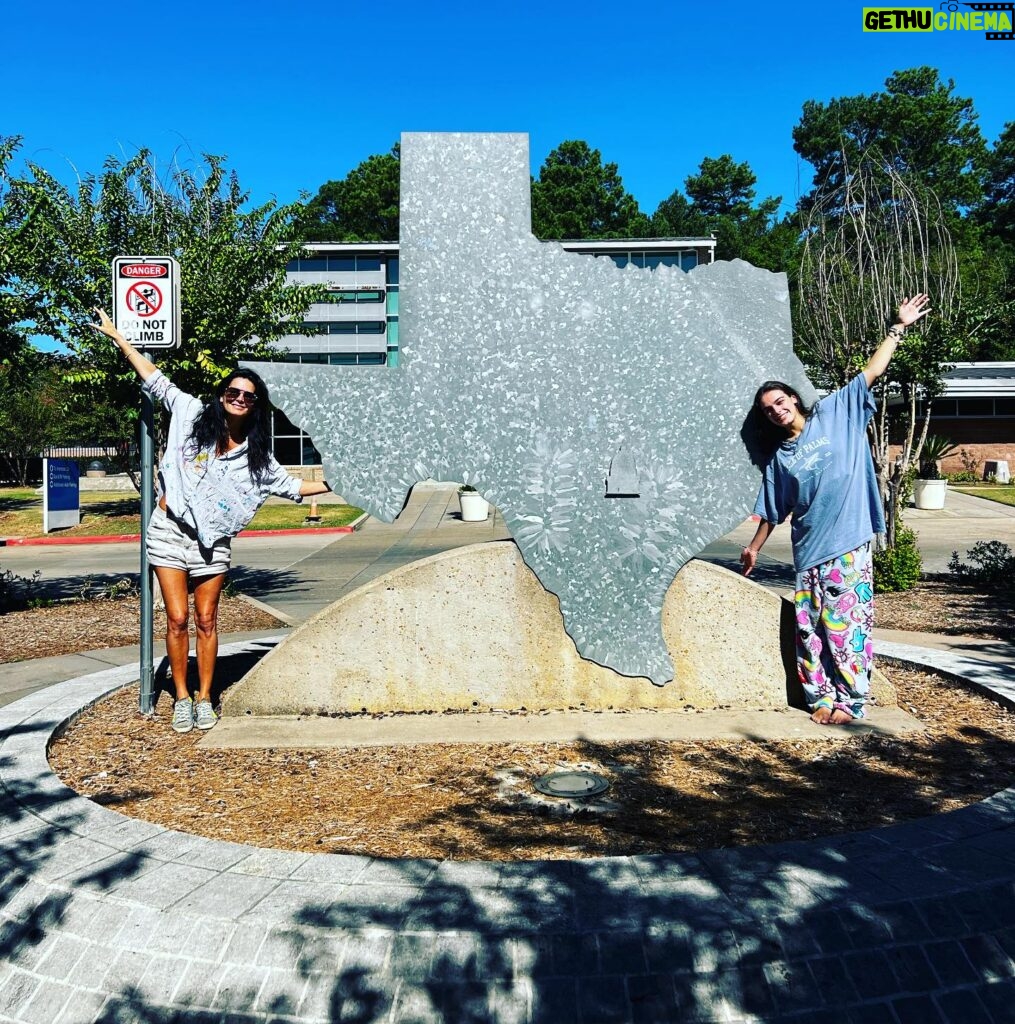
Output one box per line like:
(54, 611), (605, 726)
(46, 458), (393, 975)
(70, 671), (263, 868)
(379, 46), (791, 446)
(223, 542), (896, 716)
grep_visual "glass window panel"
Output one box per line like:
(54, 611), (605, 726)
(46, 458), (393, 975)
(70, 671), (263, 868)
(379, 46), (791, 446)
(300, 256), (328, 271)
(360, 353), (386, 364)
(272, 409), (299, 435)
(931, 399), (957, 417)
(643, 254), (664, 269)
(356, 256), (381, 271)
(995, 398), (1015, 416)
(273, 438), (301, 465)
(387, 257), (399, 284)
(658, 255), (680, 267)
(285, 259), (300, 272)
(631, 254), (647, 268)
(610, 255), (629, 268)
(386, 290), (399, 314)
(326, 255), (355, 271)
(957, 398), (994, 416)
(302, 439), (322, 465)
(387, 319), (399, 344)
(328, 353), (358, 365)
(358, 322), (385, 334)
(681, 252), (698, 271)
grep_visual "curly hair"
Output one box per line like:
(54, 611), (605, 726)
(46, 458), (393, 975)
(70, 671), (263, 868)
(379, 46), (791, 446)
(185, 369), (273, 484)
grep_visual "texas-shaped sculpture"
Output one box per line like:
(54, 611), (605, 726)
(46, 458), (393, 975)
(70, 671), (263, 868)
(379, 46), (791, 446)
(247, 132), (815, 684)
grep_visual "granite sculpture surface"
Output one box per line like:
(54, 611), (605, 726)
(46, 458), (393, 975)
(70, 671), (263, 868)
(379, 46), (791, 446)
(248, 132), (815, 684)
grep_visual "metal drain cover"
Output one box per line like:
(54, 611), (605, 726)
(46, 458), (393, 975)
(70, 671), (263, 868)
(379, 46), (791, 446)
(533, 771), (610, 798)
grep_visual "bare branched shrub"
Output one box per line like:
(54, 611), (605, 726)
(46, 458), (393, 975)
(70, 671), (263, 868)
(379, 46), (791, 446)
(797, 150), (959, 548)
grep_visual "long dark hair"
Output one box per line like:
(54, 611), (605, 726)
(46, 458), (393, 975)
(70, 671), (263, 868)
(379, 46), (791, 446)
(750, 380), (813, 457)
(186, 369), (273, 484)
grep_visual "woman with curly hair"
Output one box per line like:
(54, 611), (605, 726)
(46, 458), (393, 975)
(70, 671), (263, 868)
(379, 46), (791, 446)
(90, 309), (332, 734)
(740, 295), (931, 725)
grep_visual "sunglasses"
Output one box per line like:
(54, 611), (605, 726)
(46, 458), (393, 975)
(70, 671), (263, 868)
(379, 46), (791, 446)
(223, 386), (258, 406)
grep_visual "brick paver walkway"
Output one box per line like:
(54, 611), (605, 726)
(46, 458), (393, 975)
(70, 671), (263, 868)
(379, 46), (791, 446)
(3, 640), (1015, 1023)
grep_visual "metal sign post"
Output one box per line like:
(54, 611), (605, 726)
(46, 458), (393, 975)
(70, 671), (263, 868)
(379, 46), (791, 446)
(113, 256), (181, 715)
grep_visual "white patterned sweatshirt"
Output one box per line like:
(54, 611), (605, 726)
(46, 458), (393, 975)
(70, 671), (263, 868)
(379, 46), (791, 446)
(143, 370), (303, 548)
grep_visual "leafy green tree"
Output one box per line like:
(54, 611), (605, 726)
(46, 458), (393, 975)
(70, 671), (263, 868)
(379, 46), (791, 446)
(9, 150), (323, 467)
(792, 66), (986, 214)
(980, 121), (1015, 244)
(649, 190), (707, 238)
(531, 140), (650, 239)
(685, 154), (761, 218)
(301, 145), (400, 242)
(0, 135), (42, 364)
(652, 154), (795, 271)
(0, 351), (65, 484)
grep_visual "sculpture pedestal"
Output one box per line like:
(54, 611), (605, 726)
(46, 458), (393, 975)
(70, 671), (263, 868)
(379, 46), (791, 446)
(222, 543), (896, 717)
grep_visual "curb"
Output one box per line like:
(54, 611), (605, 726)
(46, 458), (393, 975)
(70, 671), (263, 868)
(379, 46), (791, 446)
(0, 511), (369, 548)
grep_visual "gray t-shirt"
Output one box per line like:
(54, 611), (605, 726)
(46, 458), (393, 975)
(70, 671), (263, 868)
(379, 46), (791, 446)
(753, 373), (885, 572)
(143, 370), (303, 548)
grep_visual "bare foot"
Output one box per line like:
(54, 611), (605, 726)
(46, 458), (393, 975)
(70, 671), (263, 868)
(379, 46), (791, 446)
(810, 707), (854, 725)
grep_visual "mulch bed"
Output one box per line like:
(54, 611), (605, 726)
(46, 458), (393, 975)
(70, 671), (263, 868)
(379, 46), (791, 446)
(48, 666), (1015, 861)
(876, 575), (1015, 640)
(0, 595), (285, 665)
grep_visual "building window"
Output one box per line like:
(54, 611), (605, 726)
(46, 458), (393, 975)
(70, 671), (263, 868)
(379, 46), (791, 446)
(271, 408), (321, 466)
(319, 290), (385, 304)
(297, 321), (386, 335)
(917, 397), (1015, 418)
(281, 353), (386, 366)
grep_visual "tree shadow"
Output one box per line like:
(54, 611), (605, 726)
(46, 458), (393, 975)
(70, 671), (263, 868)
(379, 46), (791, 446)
(7, 646), (1015, 1022)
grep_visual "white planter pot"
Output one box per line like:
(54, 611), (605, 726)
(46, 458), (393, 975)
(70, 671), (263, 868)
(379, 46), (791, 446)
(459, 492), (490, 522)
(913, 478), (948, 510)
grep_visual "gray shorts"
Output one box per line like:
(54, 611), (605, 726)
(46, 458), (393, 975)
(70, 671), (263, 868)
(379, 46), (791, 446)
(146, 506), (231, 577)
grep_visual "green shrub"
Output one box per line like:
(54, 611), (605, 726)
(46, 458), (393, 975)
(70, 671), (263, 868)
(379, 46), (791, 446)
(948, 541), (1015, 590)
(874, 526), (923, 592)
(0, 565), (43, 613)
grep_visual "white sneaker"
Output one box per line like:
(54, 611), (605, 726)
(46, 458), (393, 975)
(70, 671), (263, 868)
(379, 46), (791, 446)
(194, 700), (218, 731)
(172, 698), (194, 734)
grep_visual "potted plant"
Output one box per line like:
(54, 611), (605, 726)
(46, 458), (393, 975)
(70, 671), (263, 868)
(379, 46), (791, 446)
(458, 484), (490, 522)
(913, 434), (958, 510)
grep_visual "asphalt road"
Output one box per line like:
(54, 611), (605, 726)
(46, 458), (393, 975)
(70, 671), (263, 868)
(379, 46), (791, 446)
(3, 485), (1014, 626)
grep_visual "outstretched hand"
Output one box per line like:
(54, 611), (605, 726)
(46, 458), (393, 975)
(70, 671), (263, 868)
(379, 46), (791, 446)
(897, 294), (931, 328)
(88, 307), (124, 344)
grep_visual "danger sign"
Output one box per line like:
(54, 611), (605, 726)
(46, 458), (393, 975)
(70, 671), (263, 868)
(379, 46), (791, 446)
(113, 256), (180, 349)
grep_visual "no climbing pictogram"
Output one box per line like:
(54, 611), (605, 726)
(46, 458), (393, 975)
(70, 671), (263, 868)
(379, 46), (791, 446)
(126, 281), (163, 317)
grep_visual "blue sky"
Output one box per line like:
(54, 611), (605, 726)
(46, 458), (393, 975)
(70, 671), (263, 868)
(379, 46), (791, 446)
(3, 0), (1012, 221)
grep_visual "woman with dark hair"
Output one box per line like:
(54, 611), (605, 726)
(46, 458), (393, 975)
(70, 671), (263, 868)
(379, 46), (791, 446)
(740, 295), (931, 725)
(90, 309), (332, 734)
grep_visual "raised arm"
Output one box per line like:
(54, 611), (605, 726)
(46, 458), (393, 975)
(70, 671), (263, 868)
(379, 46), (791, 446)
(88, 307), (160, 383)
(863, 294), (932, 388)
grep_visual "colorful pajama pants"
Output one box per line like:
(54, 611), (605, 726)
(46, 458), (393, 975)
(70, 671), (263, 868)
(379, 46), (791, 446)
(794, 541), (875, 719)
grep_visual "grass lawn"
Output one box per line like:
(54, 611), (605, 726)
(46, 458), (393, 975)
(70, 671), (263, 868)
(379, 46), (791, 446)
(0, 488), (363, 539)
(952, 485), (1015, 508)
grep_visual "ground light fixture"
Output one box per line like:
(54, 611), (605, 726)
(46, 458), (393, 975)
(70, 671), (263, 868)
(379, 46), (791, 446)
(533, 771), (610, 798)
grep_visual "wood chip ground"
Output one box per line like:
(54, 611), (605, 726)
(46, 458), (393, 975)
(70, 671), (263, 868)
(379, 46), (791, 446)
(39, 576), (1015, 862)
